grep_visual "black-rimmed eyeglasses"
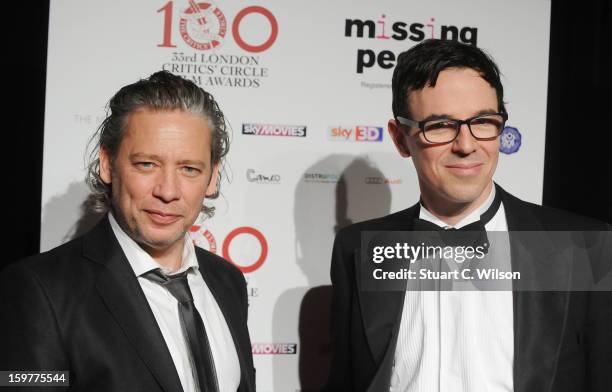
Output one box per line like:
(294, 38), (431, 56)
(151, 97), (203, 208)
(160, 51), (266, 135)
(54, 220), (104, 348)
(396, 112), (508, 144)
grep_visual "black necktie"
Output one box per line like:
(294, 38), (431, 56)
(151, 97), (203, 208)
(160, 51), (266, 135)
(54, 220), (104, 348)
(412, 187), (502, 251)
(142, 268), (219, 392)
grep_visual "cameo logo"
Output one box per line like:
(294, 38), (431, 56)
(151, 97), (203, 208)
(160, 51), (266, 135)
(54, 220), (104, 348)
(247, 169), (281, 184)
(328, 126), (383, 142)
(252, 343), (298, 355)
(242, 123), (307, 137)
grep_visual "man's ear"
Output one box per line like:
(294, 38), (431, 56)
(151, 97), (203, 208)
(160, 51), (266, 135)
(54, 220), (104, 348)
(205, 163), (220, 198)
(388, 119), (411, 158)
(99, 147), (113, 184)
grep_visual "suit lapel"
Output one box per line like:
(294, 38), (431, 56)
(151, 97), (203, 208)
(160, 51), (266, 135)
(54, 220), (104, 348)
(84, 218), (184, 392)
(360, 272), (405, 392)
(501, 188), (569, 392)
(355, 207), (418, 366)
(356, 255), (406, 364)
(196, 250), (254, 392)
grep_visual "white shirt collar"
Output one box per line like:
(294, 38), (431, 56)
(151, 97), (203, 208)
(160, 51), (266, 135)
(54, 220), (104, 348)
(418, 183), (496, 229)
(108, 213), (199, 276)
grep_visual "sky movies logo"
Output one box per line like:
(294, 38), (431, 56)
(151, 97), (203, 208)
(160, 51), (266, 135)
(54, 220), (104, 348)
(242, 123), (307, 137)
(328, 125), (383, 142)
(252, 343), (297, 355)
(344, 16), (478, 73)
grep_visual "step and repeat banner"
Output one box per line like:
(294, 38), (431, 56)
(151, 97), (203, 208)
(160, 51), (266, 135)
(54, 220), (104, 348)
(42, 1), (551, 390)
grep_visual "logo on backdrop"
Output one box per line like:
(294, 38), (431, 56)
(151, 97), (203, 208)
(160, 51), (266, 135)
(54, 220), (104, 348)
(189, 225), (268, 274)
(157, 2), (278, 87)
(304, 173), (343, 184)
(343, 15), (478, 74)
(247, 169), (281, 184)
(179, 2), (227, 50)
(499, 126), (522, 154)
(189, 225), (217, 253)
(223, 227), (268, 273)
(242, 123), (307, 137)
(252, 343), (298, 355)
(365, 176), (402, 185)
(328, 125), (383, 142)
(243, 275), (260, 301)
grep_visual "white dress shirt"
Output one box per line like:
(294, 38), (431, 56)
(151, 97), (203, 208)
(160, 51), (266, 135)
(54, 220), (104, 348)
(109, 214), (241, 392)
(390, 185), (514, 392)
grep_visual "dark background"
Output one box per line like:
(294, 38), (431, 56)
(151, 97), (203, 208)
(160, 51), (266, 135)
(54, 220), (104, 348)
(4, 1), (611, 268)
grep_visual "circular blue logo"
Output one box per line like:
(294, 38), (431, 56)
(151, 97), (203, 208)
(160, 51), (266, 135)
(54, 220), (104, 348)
(499, 126), (521, 154)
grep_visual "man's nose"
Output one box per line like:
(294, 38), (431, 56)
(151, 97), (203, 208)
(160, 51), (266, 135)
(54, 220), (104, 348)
(452, 123), (478, 154)
(153, 168), (181, 202)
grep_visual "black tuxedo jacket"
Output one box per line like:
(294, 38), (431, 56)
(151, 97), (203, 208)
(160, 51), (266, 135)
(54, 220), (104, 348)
(0, 217), (255, 392)
(324, 186), (612, 392)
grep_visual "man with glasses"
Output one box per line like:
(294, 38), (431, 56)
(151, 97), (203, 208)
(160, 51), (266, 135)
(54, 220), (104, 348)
(325, 39), (611, 392)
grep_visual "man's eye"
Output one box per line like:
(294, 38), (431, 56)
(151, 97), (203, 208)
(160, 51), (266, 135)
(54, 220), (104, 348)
(182, 166), (201, 175)
(472, 118), (494, 125)
(426, 121), (455, 131)
(474, 117), (502, 127)
(137, 162), (154, 169)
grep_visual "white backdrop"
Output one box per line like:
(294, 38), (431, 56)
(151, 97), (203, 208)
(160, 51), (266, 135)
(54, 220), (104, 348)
(42, 1), (551, 390)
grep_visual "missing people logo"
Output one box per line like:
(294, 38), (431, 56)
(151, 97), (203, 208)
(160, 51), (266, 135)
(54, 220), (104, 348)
(179, 2), (227, 50)
(499, 126), (522, 154)
(344, 16), (478, 74)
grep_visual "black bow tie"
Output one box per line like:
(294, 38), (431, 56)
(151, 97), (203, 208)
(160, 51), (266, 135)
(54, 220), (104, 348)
(413, 186), (502, 251)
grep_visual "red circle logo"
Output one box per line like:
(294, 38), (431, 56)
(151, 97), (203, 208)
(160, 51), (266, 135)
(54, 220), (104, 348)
(232, 6), (278, 53)
(179, 2), (227, 50)
(189, 225), (217, 254)
(222, 226), (268, 273)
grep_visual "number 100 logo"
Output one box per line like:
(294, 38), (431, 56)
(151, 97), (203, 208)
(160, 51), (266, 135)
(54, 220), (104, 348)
(157, 1), (279, 53)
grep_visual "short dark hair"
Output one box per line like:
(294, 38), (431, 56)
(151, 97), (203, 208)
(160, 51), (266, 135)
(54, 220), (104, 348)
(86, 70), (230, 217)
(392, 39), (506, 119)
